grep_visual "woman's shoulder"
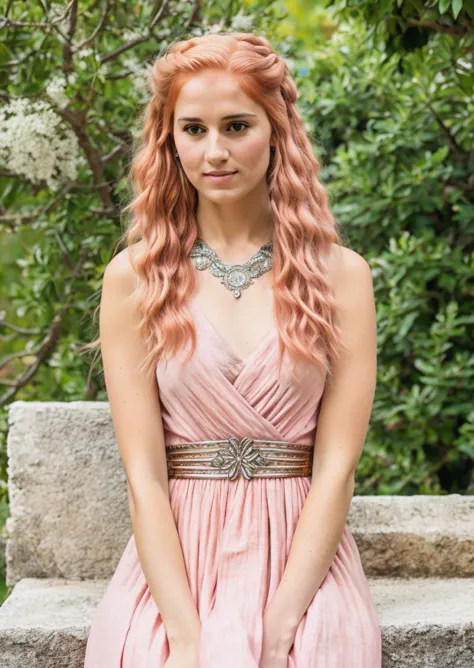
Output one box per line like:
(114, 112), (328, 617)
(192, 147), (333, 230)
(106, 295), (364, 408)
(327, 243), (370, 278)
(104, 241), (146, 294)
(326, 243), (372, 301)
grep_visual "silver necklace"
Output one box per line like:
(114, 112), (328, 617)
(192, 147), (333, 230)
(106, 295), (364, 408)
(190, 237), (273, 298)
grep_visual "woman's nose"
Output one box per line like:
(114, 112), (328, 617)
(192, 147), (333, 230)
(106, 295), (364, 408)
(204, 133), (229, 160)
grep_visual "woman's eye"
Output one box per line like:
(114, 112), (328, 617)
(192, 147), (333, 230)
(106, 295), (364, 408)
(184, 125), (203, 136)
(184, 122), (248, 136)
(228, 122), (248, 132)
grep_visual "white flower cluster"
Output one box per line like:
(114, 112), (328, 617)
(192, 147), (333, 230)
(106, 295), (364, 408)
(230, 12), (255, 31)
(123, 56), (153, 103)
(48, 2), (70, 29)
(190, 18), (226, 36)
(76, 47), (100, 71)
(190, 11), (253, 35)
(77, 47), (94, 58)
(45, 75), (69, 107)
(123, 30), (143, 42)
(207, 21), (227, 34)
(330, 20), (354, 46)
(0, 98), (79, 191)
(171, 0), (190, 13)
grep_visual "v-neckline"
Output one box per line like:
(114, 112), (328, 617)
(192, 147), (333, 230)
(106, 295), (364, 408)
(191, 296), (277, 364)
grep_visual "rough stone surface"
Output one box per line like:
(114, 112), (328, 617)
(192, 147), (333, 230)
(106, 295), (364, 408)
(371, 577), (474, 667)
(350, 494), (474, 577)
(5, 401), (474, 587)
(0, 578), (106, 668)
(0, 577), (472, 668)
(6, 401), (132, 587)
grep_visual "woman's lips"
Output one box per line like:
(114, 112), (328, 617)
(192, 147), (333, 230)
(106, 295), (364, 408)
(204, 172), (237, 183)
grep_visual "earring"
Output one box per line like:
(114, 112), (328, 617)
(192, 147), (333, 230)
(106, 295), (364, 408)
(270, 146), (275, 153)
(175, 150), (179, 158)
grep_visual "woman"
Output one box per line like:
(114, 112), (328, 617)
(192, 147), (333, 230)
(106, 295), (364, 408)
(83, 31), (382, 668)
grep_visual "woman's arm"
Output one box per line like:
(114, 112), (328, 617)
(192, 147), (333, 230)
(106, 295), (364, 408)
(99, 247), (201, 649)
(262, 246), (378, 650)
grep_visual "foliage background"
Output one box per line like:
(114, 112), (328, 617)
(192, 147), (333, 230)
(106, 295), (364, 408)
(1, 0), (473, 602)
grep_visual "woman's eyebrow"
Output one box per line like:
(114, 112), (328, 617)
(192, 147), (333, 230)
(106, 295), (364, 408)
(177, 112), (258, 122)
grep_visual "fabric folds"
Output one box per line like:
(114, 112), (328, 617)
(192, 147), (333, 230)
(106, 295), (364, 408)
(84, 298), (382, 667)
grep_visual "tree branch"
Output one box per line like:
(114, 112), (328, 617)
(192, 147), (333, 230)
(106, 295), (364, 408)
(100, 0), (172, 64)
(427, 102), (468, 156)
(0, 0), (75, 29)
(0, 314), (63, 404)
(405, 18), (471, 38)
(0, 321), (42, 340)
(62, 0), (79, 75)
(73, 0), (113, 52)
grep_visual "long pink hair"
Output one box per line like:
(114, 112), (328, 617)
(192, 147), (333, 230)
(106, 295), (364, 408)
(83, 31), (347, 382)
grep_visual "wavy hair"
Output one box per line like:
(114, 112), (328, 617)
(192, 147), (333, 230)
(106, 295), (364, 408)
(82, 31), (347, 383)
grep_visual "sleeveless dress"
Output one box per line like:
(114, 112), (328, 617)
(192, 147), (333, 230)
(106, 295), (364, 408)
(84, 296), (382, 667)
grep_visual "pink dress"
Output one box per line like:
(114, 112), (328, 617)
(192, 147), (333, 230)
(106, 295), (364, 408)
(84, 297), (382, 667)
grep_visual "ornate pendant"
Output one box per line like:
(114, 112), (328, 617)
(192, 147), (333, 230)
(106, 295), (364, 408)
(190, 238), (273, 298)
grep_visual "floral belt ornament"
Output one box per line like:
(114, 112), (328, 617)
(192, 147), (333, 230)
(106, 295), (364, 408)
(166, 436), (314, 480)
(210, 436), (269, 480)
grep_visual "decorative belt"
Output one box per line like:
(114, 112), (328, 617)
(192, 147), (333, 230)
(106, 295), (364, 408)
(166, 436), (313, 480)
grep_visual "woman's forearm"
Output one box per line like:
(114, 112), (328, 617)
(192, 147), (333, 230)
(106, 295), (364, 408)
(129, 481), (201, 648)
(267, 470), (355, 633)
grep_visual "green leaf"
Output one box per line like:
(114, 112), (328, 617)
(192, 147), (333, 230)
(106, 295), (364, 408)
(458, 444), (474, 459)
(439, 0), (452, 13)
(451, 0), (463, 19)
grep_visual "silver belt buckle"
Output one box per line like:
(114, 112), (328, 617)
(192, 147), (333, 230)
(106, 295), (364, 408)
(210, 436), (268, 480)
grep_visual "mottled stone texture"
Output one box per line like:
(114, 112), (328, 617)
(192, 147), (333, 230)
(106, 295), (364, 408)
(5, 401), (132, 587)
(349, 494), (474, 577)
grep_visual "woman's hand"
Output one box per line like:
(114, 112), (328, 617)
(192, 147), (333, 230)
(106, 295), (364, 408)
(163, 642), (200, 668)
(259, 605), (297, 668)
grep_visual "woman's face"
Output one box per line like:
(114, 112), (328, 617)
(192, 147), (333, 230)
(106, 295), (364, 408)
(172, 70), (273, 201)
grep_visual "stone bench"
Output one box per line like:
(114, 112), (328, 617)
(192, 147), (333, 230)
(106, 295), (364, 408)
(0, 401), (473, 667)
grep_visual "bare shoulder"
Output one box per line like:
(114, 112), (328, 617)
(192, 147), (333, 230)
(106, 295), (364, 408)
(326, 243), (371, 278)
(325, 243), (373, 299)
(103, 241), (145, 295)
(100, 243), (147, 338)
